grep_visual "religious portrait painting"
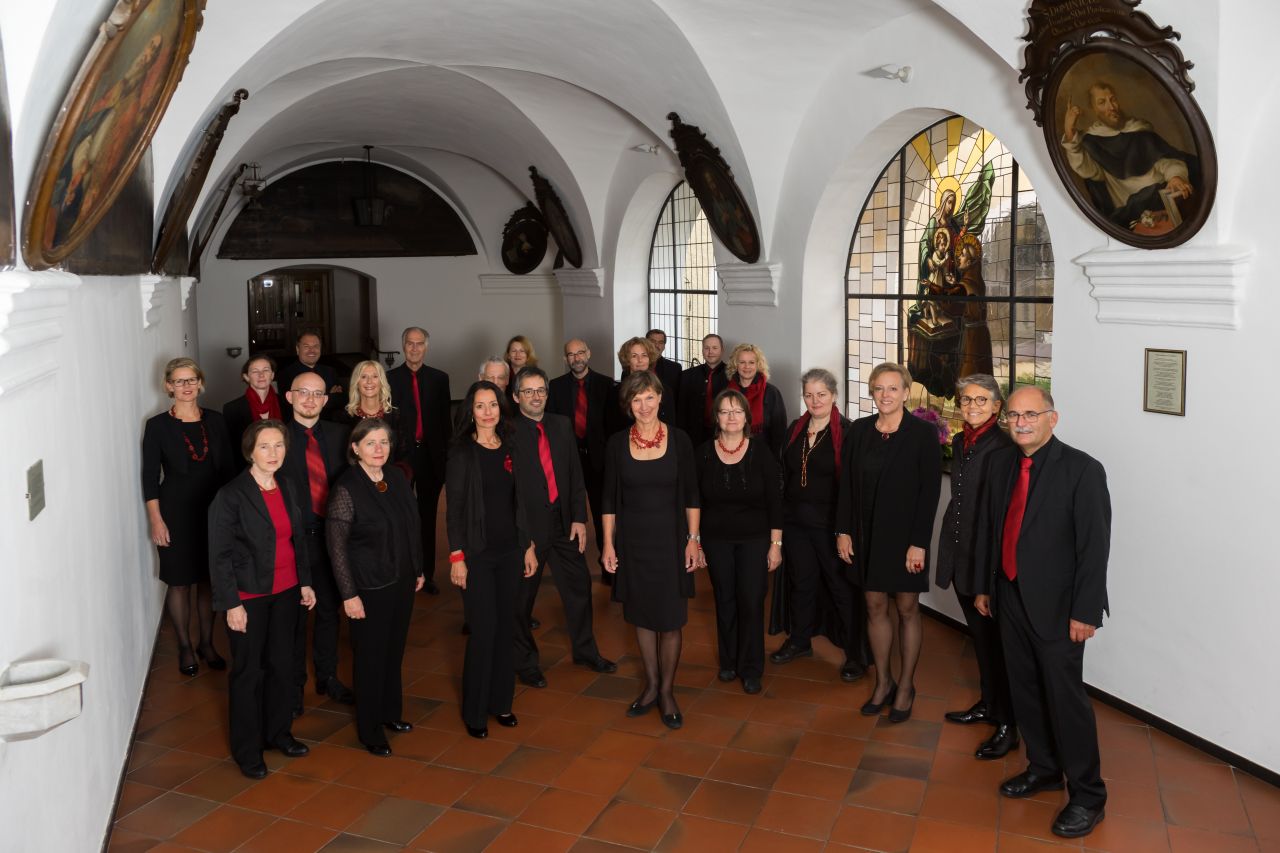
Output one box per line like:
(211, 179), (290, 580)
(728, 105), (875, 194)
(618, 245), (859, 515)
(667, 112), (761, 264)
(23, 0), (205, 270)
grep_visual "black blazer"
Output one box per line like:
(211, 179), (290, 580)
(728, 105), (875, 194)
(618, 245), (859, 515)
(325, 465), (423, 598)
(547, 368), (614, 469)
(207, 469), (313, 611)
(387, 363), (452, 481)
(142, 408), (235, 501)
(678, 362), (729, 447)
(728, 379), (788, 458)
(975, 436), (1111, 635)
(221, 395), (253, 461)
(935, 424), (1012, 595)
(835, 413), (942, 575)
(278, 418), (347, 524)
(654, 356), (683, 408)
(445, 437), (533, 558)
(511, 413), (587, 544)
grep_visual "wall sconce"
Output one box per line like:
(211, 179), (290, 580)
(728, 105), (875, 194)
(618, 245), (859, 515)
(226, 346), (242, 359)
(869, 64), (913, 83)
(630, 144), (659, 155)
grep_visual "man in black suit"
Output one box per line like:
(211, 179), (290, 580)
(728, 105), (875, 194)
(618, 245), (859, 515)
(676, 333), (728, 446)
(975, 386), (1111, 839)
(646, 328), (684, 410)
(276, 332), (342, 418)
(547, 338), (615, 574)
(279, 371), (355, 711)
(387, 326), (452, 594)
(510, 366), (617, 688)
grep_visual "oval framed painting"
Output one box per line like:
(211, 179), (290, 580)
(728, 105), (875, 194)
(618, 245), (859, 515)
(23, 0), (205, 270)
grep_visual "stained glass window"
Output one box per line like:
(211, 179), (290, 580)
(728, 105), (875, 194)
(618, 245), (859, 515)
(649, 182), (719, 368)
(846, 116), (1054, 431)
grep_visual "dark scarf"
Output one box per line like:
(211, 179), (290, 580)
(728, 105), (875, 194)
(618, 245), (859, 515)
(786, 411), (844, 461)
(961, 413), (998, 451)
(246, 386), (282, 422)
(731, 374), (767, 435)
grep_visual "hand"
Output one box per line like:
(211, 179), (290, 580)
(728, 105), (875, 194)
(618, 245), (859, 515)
(906, 546), (925, 574)
(1064, 98), (1081, 140)
(974, 594), (991, 617)
(684, 540), (700, 572)
(523, 545), (539, 578)
(226, 606), (248, 633)
(1069, 619), (1096, 643)
(450, 561), (468, 590)
(602, 545), (619, 574)
(344, 596), (366, 619)
(696, 548), (707, 570)
(1166, 175), (1193, 199)
(299, 586), (316, 609)
(767, 543), (782, 572)
(836, 533), (854, 564)
(329, 384), (343, 395)
(415, 574), (425, 592)
(150, 518), (171, 548)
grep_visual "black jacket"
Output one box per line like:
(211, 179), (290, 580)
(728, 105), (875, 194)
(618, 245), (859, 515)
(547, 368), (614, 470)
(975, 436), (1111, 634)
(935, 424), (1012, 595)
(207, 469), (313, 611)
(678, 362), (729, 447)
(511, 413), (587, 545)
(387, 362), (452, 480)
(142, 408), (235, 501)
(325, 465), (423, 598)
(653, 356), (683, 409)
(727, 378), (788, 458)
(445, 437), (533, 558)
(278, 418), (347, 526)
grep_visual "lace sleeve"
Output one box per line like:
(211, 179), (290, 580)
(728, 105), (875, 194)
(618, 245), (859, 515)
(325, 484), (359, 600)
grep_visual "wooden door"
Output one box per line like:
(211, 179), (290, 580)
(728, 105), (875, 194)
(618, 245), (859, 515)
(247, 269), (333, 356)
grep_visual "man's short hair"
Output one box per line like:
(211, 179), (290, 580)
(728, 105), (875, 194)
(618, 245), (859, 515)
(515, 365), (549, 391)
(702, 333), (723, 346)
(1088, 80), (1116, 102)
(1011, 384), (1054, 410)
(401, 326), (429, 345)
(478, 356), (509, 378)
(296, 331), (321, 345)
(646, 328), (667, 339)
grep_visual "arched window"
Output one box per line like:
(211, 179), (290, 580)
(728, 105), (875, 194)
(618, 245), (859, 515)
(846, 116), (1054, 431)
(648, 181), (719, 367)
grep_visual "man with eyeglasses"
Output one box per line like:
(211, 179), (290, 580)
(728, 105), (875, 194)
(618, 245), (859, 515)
(510, 366), (617, 688)
(677, 333), (729, 446)
(974, 386), (1111, 839)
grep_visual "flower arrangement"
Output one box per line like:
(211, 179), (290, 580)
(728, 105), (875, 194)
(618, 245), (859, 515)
(911, 406), (956, 460)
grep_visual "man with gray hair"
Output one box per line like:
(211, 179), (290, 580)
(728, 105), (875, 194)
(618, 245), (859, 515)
(478, 356), (510, 396)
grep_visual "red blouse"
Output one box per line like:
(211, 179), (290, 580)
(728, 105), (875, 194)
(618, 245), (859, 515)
(239, 486), (299, 600)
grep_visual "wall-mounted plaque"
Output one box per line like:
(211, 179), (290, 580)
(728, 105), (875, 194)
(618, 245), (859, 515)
(528, 166), (582, 269)
(667, 112), (760, 264)
(500, 202), (547, 275)
(1143, 348), (1186, 416)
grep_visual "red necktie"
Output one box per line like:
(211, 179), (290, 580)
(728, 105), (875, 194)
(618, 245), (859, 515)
(1001, 457), (1033, 581)
(574, 378), (588, 440)
(536, 422), (559, 504)
(304, 427), (329, 517)
(411, 369), (424, 443)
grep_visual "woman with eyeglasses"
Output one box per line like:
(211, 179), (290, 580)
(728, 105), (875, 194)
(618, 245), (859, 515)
(836, 363), (942, 723)
(695, 389), (782, 695)
(143, 357), (235, 676)
(937, 374), (1018, 760)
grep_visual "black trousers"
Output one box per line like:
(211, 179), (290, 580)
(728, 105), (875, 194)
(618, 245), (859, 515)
(410, 444), (444, 583)
(955, 590), (1015, 726)
(294, 526), (341, 690)
(783, 523), (868, 664)
(703, 538), (769, 678)
(461, 547), (521, 728)
(514, 517), (600, 674)
(576, 444), (605, 565)
(349, 572), (415, 748)
(227, 588), (299, 768)
(997, 576), (1105, 808)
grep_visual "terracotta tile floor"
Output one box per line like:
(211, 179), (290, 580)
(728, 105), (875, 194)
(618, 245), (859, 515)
(109, 543), (1280, 851)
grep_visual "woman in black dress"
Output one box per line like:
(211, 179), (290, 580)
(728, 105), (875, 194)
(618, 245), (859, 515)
(937, 374), (1018, 759)
(446, 381), (538, 739)
(837, 363), (942, 723)
(601, 371), (701, 729)
(725, 343), (788, 457)
(142, 357), (235, 676)
(696, 389), (782, 695)
(326, 417), (425, 756)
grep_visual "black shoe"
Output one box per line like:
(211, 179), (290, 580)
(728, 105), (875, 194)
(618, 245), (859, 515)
(273, 736), (310, 757)
(239, 762), (268, 780)
(860, 680), (897, 716)
(384, 720), (413, 733)
(662, 712), (683, 730)
(177, 647), (198, 677)
(318, 676), (356, 705)
(423, 580), (440, 595)
(465, 724), (489, 739)
(495, 713), (518, 728)
(887, 686), (915, 724)
(573, 656), (618, 674)
(769, 643), (813, 665)
(840, 661), (866, 683)
(945, 701), (993, 725)
(530, 617), (541, 630)
(517, 669), (547, 688)
(365, 742), (392, 757)
(1000, 770), (1065, 799)
(1052, 803), (1105, 838)
(742, 677), (762, 695)
(626, 697), (657, 717)
(196, 645), (226, 671)
(976, 724), (1019, 760)
(717, 668), (737, 682)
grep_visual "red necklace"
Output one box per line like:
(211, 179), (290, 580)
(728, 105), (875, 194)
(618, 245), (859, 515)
(170, 407), (209, 462)
(630, 423), (665, 449)
(716, 434), (746, 455)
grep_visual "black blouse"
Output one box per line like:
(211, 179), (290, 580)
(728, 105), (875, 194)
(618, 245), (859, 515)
(477, 445), (518, 553)
(696, 439), (783, 542)
(326, 465), (422, 598)
(783, 426), (837, 528)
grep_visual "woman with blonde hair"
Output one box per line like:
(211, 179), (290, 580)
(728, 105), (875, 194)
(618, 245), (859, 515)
(617, 336), (673, 424)
(725, 343), (787, 457)
(505, 335), (539, 373)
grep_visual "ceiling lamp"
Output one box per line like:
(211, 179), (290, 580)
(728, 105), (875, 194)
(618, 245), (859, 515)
(353, 145), (387, 226)
(239, 162), (266, 200)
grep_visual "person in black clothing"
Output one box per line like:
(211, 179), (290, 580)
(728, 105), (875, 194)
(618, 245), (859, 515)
(276, 332), (341, 418)
(646, 328), (684, 411)
(222, 355), (282, 459)
(446, 382), (539, 739)
(602, 371), (701, 730)
(143, 357), (235, 677)
(208, 420), (317, 779)
(279, 371), (355, 711)
(724, 343), (787, 457)
(678, 333), (729, 447)
(769, 368), (867, 683)
(510, 366), (616, 689)
(617, 336), (674, 425)
(387, 326), (452, 594)
(837, 363), (942, 724)
(937, 374), (1018, 760)
(334, 361), (408, 474)
(326, 418), (425, 756)
(696, 389), (782, 695)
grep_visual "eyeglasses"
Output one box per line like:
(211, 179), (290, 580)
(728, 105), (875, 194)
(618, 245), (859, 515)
(290, 389), (327, 398)
(518, 387), (548, 397)
(170, 378), (200, 387)
(1006, 409), (1054, 424)
(958, 395), (990, 407)
(717, 409), (745, 418)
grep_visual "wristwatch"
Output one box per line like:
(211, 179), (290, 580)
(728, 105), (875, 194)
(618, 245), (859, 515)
(771, 540), (783, 547)
(687, 533), (701, 542)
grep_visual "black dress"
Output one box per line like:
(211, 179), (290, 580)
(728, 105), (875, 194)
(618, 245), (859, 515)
(616, 439), (686, 631)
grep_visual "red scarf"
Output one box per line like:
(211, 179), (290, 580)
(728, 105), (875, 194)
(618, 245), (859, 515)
(730, 374), (767, 435)
(246, 386), (282, 422)
(786, 411), (844, 461)
(961, 413), (999, 451)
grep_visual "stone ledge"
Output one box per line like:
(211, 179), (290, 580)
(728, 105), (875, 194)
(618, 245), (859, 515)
(717, 262), (780, 307)
(0, 270), (81, 398)
(478, 273), (558, 296)
(1076, 244), (1251, 330)
(554, 267), (604, 298)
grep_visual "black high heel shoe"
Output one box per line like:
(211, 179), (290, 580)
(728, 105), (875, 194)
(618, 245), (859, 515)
(659, 694), (682, 730)
(177, 647), (198, 677)
(626, 695), (657, 717)
(860, 680), (897, 716)
(196, 645), (226, 671)
(887, 686), (916, 724)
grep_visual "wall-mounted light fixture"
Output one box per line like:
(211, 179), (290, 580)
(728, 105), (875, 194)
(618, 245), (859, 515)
(868, 64), (913, 83)
(226, 346), (242, 359)
(630, 144), (659, 155)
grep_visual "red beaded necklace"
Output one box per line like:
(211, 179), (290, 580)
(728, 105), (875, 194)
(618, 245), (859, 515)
(170, 406), (209, 462)
(629, 422), (665, 449)
(716, 433), (747, 455)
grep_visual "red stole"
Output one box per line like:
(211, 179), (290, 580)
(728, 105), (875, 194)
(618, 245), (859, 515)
(785, 411), (844, 461)
(962, 414), (999, 451)
(246, 387), (282, 422)
(730, 374), (767, 435)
